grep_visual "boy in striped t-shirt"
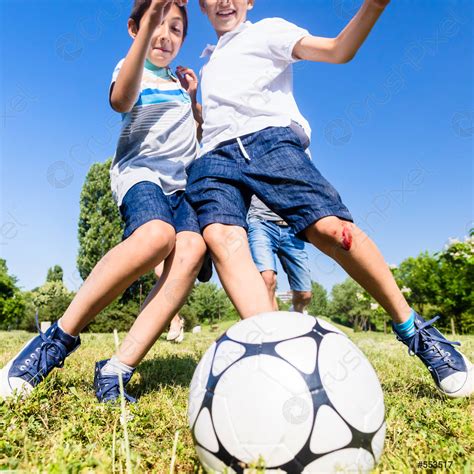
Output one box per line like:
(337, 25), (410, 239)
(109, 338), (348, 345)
(1, 0), (208, 403)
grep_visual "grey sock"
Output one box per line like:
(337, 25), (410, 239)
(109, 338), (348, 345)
(101, 355), (135, 376)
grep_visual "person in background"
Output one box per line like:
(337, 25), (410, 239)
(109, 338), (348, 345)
(248, 196), (312, 313)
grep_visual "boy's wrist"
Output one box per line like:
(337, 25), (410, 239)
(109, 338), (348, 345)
(366, 0), (390, 11)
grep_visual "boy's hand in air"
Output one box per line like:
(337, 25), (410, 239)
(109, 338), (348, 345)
(176, 66), (199, 101)
(143, 0), (188, 28)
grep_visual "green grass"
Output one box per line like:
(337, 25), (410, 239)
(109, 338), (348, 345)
(0, 321), (473, 473)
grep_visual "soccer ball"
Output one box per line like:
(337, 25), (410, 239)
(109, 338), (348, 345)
(188, 312), (385, 473)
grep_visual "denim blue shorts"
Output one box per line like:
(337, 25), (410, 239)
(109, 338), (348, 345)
(186, 127), (353, 240)
(120, 181), (200, 240)
(248, 218), (312, 292)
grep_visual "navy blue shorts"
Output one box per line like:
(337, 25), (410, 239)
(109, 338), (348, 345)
(186, 127), (353, 240)
(120, 181), (200, 240)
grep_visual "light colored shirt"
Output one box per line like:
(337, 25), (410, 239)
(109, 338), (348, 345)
(110, 59), (199, 206)
(199, 18), (311, 156)
(248, 195), (283, 222)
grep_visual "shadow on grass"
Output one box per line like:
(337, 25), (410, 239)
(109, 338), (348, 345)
(131, 354), (198, 396)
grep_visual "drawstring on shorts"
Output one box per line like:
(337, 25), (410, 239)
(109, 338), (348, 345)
(236, 137), (251, 161)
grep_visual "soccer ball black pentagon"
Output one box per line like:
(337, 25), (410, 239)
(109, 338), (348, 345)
(188, 312), (385, 473)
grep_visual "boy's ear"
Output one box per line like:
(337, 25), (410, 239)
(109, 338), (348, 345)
(128, 18), (139, 39)
(199, 0), (206, 14)
(247, 0), (255, 11)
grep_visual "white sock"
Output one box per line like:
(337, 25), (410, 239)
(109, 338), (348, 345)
(57, 318), (78, 339)
(101, 355), (135, 376)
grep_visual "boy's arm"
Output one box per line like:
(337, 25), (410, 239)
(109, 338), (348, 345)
(293, 0), (390, 64)
(176, 66), (203, 142)
(110, 0), (186, 113)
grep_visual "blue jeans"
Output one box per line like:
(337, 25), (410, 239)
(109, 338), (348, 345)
(248, 218), (312, 292)
(186, 126), (353, 241)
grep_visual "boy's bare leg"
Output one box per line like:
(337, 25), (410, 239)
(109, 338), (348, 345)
(293, 291), (312, 313)
(115, 232), (206, 367)
(146, 262), (183, 340)
(60, 220), (176, 336)
(305, 217), (411, 324)
(261, 270), (279, 311)
(203, 224), (273, 318)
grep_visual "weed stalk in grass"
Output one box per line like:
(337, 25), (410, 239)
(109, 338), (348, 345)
(170, 430), (179, 474)
(113, 329), (132, 474)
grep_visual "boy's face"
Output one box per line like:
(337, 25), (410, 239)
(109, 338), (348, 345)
(200, 0), (254, 37)
(129, 4), (185, 68)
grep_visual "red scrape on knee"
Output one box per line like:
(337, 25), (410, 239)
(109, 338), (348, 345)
(341, 226), (353, 251)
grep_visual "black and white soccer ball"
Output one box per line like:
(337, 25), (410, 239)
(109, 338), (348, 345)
(188, 312), (385, 473)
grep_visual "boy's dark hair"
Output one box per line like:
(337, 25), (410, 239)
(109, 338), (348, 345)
(130, 0), (188, 39)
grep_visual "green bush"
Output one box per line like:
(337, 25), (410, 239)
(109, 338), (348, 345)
(85, 299), (139, 333)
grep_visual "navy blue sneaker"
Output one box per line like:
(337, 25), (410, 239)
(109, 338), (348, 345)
(94, 360), (136, 403)
(394, 314), (473, 398)
(0, 319), (80, 399)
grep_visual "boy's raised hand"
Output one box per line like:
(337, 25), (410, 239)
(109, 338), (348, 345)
(143, 0), (188, 28)
(176, 66), (199, 100)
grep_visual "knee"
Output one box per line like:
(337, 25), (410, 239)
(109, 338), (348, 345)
(261, 271), (277, 294)
(307, 217), (356, 252)
(134, 221), (176, 261)
(175, 234), (207, 275)
(203, 224), (247, 263)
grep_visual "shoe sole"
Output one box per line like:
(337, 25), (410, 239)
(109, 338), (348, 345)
(0, 333), (81, 401)
(0, 336), (37, 400)
(438, 353), (474, 399)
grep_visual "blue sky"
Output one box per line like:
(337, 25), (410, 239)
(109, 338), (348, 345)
(1, 0), (472, 294)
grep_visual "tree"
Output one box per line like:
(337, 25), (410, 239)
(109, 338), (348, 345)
(436, 236), (474, 334)
(327, 278), (373, 331)
(307, 281), (328, 317)
(46, 265), (64, 283)
(182, 283), (234, 325)
(85, 299), (138, 333)
(77, 158), (123, 280)
(122, 271), (157, 306)
(0, 259), (25, 330)
(32, 281), (74, 323)
(392, 235), (474, 334)
(392, 252), (440, 315)
(17, 291), (38, 332)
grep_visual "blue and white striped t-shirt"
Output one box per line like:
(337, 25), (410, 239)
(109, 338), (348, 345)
(110, 58), (199, 206)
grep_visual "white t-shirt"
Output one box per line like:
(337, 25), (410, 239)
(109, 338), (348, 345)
(110, 59), (199, 206)
(199, 18), (311, 156)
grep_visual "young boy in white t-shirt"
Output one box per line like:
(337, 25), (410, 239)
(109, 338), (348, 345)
(186, 0), (473, 398)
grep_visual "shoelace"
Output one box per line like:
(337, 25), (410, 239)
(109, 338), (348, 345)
(408, 316), (461, 370)
(97, 373), (136, 403)
(19, 313), (68, 385)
